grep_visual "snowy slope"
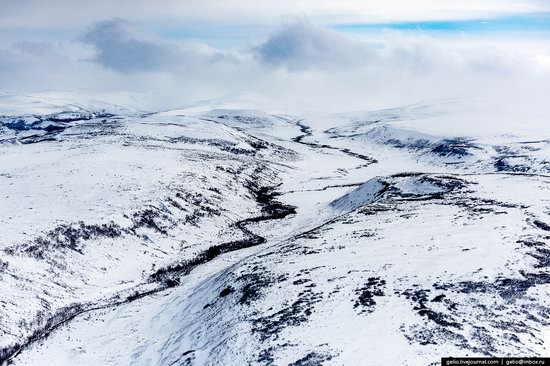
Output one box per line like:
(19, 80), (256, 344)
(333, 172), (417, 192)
(1, 94), (550, 365)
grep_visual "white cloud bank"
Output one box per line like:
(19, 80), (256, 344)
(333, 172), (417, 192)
(0, 17), (549, 111)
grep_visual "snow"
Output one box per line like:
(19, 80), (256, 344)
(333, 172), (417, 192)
(1, 93), (550, 365)
(329, 178), (386, 211)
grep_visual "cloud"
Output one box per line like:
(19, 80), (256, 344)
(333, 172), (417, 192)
(252, 20), (535, 79)
(0, 41), (82, 91)
(534, 54), (550, 72)
(79, 18), (226, 74)
(79, 19), (179, 73)
(253, 19), (373, 70)
(0, 17), (549, 111)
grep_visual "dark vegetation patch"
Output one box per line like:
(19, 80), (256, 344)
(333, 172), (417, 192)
(4, 186), (223, 262)
(196, 115), (298, 160)
(257, 347), (276, 365)
(131, 207), (173, 235)
(131, 191), (221, 233)
(363, 126), (481, 159)
(3, 119), (34, 131)
(4, 221), (122, 259)
(354, 277), (386, 314)
(430, 138), (480, 158)
(416, 264), (550, 354)
(402, 324), (469, 348)
(496, 272), (550, 300)
(165, 197), (185, 211)
(518, 239), (546, 248)
(449, 195), (523, 219)
(291, 120), (312, 144)
(288, 352), (333, 366)
(124, 288), (158, 303)
(527, 247), (550, 268)
(219, 286), (235, 297)
(0, 303), (84, 364)
(0, 111), (118, 144)
(150, 182), (296, 288)
(492, 146), (532, 172)
(17, 135), (59, 144)
(419, 175), (467, 191)
(400, 288), (462, 329)
(386, 174), (467, 202)
(434, 270), (550, 301)
(494, 157), (530, 173)
(238, 270), (277, 306)
(519, 238), (550, 268)
(293, 278), (312, 285)
(292, 120), (377, 164)
(0, 111), (114, 131)
(0, 259), (8, 272)
(0, 283), (164, 364)
(169, 135), (257, 156)
(358, 203), (393, 216)
(533, 220), (550, 232)
(175, 350), (195, 366)
(469, 325), (499, 355)
(295, 223), (334, 241)
(130, 189), (221, 235)
(213, 114), (273, 126)
(252, 289), (323, 342)
(383, 138), (429, 150)
(176, 191), (222, 226)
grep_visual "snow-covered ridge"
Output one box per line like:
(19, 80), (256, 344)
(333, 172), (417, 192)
(0, 96), (299, 360)
(330, 177), (387, 211)
(324, 103), (550, 175)
(1, 94), (549, 365)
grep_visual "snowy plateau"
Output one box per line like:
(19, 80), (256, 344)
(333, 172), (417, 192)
(0, 92), (549, 366)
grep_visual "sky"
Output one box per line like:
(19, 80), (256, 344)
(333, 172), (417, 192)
(0, 0), (549, 110)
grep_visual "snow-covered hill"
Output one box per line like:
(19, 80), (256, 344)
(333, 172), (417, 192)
(1, 94), (549, 365)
